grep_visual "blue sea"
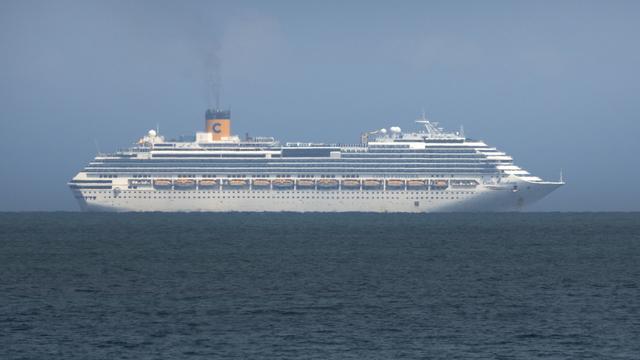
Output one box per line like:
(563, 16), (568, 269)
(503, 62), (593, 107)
(1, 213), (639, 359)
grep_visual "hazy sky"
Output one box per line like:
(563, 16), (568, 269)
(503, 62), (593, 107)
(1, 0), (639, 211)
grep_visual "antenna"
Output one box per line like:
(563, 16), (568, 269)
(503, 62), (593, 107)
(560, 169), (564, 183)
(156, 123), (159, 135)
(415, 110), (442, 137)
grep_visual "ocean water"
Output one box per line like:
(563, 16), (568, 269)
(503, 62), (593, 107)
(1, 213), (639, 359)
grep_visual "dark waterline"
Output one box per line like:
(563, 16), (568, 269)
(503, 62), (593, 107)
(1, 212), (639, 359)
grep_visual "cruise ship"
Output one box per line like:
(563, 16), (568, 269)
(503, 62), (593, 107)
(69, 109), (564, 212)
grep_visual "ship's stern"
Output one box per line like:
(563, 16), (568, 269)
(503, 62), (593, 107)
(68, 172), (115, 212)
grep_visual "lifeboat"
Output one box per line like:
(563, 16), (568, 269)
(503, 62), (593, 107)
(431, 179), (449, 190)
(296, 179), (315, 188)
(317, 179), (339, 189)
(272, 179), (294, 189)
(174, 179), (195, 188)
(153, 179), (172, 188)
(228, 179), (248, 187)
(363, 179), (382, 189)
(198, 179), (219, 188)
(252, 179), (271, 188)
(341, 179), (361, 189)
(406, 180), (427, 189)
(386, 179), (405, 189)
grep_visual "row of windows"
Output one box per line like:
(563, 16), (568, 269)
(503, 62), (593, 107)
(82, 190), (476, 195)
(148, 147), (478, 153)
(148, 144), (475, 150)
(91, 170), (499, 177)
(141, 186), (456, 191)
(85, 195), (469, 201)
(94, 163), (500, 171)
(74, 195), (97, 200)
(95, 172), (490, 179)
(93, 158), (500, 165)
(98, 157), (491, 165)
(110, 154), (492, 160)
(117, 164), (487, 173)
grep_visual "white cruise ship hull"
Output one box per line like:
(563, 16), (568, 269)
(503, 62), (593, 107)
(69, 110), (564, 212)
(71, 178), (561, 213)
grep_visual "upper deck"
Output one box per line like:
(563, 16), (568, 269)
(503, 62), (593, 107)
(79, 113), (540, 181)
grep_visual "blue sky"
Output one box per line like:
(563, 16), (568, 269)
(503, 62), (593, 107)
(1, 0), (639, 211)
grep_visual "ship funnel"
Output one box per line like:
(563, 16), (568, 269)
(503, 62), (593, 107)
(205, 109), (231, 141)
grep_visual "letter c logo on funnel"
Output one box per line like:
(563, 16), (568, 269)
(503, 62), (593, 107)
(212, 123), (222, 133)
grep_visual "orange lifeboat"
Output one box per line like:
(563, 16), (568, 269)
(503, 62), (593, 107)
(252, 179), (271, 188)
(363, 179), (382, 189)
(296, 179), (315, 188)
(341, 179), (361, 189)
(386, 179), (405, 188)
(407, 180), (427, 189)
(317, 179), (339, 188)
(174, 179), (195, 188)
(198, 179), (219, 188)
(432, 180), (448, 188)
(272, 178), (294, 189)
(228, 179), (248, 187)
(153, 179), (172, 187)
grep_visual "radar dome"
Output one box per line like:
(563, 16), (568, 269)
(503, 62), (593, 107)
(148, 129), (157, 137)
(380, 128), (387, 134)
(390, 126), (402, 133)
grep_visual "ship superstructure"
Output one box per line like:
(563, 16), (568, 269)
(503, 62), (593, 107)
(69, 109), (563, 212)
